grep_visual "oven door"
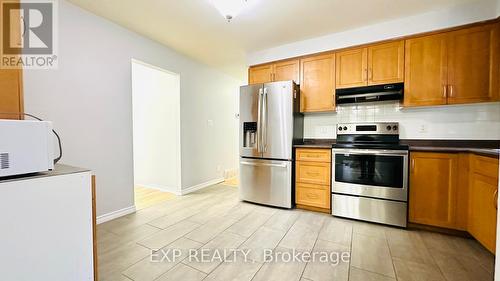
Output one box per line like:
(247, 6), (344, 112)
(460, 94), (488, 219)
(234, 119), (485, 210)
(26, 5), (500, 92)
(332, 148), (408, 201)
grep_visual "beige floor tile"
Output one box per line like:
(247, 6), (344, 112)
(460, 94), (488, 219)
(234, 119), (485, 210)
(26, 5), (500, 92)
(138, 220), (201, 250)
(351, 233), (395, 278)
(224, 202), (256, 220)
(147, 206), (205, 229)
(352, 221), (389, 239)
(187, 199), (238, 224)
(385, 228), (435, 265)
(318, 217), (353, 247)
(155, 263), (207, 281)
(239, 226), (287, 263)
(98, 242), (151, 279)
(463, 239), (496, 274)
(122, 237), (202, 281)
(226, 210), (274, 237)
(185, 216), (238, 244)
(183, 231), (247, 273)
(302, 239), (350, 281)
(430, 249), (493, 281)
(349, 267), (396, 281)
(279, 212), (325, 251)
(252, 247), (308, 281)
(264, 209), (300, 232)
(392, 258), (445, 281)
(204, 252), (263, 281)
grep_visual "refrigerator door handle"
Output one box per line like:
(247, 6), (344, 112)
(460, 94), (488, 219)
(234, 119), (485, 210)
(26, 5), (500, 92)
(262, 87), (268, 152)
(256, 87), (263, 153)
(240, 161), (287, 168)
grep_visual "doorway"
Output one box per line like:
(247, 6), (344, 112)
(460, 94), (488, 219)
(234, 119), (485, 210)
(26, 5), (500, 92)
(131, 59), (181, 209)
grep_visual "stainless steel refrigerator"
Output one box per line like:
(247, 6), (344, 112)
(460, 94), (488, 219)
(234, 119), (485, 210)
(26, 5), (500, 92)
(239, 81), (303, 208)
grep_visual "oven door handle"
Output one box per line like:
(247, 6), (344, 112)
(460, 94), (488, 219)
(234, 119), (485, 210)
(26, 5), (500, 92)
(332, 149), (408, 156)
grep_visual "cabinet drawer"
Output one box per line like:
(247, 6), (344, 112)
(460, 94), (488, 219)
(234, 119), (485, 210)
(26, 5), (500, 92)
(472, 155), (499, 180)
(296, 184), (330, 209)
(296, 161), (331, 185)
(296, 149), (331, 162)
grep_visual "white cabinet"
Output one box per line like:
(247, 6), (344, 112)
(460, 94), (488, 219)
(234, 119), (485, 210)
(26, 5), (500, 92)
(0, 166), (94, 281)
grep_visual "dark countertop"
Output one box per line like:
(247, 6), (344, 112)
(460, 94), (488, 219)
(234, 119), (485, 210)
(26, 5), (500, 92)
(0, 164), (90, 183)
(294, 139), (500, 157)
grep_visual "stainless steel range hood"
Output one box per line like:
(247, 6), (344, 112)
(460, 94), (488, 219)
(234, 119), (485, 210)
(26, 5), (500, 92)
(336, 83), (404, 105)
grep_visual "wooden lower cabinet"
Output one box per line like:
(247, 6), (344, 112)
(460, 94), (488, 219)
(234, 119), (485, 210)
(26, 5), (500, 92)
(409, 151), (499, 254)
(409, 152), (460, 229)
(295, 148), (331, 212)
(468, 155), (499, 254)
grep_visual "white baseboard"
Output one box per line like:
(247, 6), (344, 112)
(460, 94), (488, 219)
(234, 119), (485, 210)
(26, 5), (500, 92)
(97, 205), (136, 224)
(136, 183), (182, 196)
(181, 178), (224, 195)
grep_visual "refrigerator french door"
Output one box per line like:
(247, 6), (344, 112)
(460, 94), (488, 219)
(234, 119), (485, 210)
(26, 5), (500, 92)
(239, 81), (302, 208)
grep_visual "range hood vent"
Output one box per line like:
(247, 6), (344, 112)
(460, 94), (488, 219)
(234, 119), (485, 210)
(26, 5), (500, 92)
(336, 83), (404, 105)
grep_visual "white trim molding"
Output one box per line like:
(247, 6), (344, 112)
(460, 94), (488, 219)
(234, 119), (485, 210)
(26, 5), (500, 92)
(97, 205), (136, 224)
(181, 178), (224, 195)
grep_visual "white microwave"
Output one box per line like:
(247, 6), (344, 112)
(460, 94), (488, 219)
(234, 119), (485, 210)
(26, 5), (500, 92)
(0, 119), (54, 177)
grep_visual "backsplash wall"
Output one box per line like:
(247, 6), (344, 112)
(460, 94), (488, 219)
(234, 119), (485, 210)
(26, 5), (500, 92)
(304, 102), (500, 140)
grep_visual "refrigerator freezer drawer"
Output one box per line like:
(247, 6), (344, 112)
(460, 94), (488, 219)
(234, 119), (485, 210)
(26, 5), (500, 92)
(239, 158), (292, 208)
(332, 194), (407, 227)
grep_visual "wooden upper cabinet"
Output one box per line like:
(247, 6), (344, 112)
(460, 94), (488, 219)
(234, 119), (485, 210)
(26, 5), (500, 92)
(409, 152), (459, 229)
(447, 23), (500, 104)
(248, 64), (273, 84)
(368, 41), (405, 85)
(404, 34), (448, 106)
(336, 48), (367, 88)
(248, 59), (300, 85)
(0, 69), (23, 119)
(300, 53), (336, 112)
(274, 59), (300, 83)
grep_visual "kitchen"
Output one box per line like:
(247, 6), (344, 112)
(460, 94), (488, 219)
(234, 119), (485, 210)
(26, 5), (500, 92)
(239, 14), (500, 280)
(0, 0), (499, 280)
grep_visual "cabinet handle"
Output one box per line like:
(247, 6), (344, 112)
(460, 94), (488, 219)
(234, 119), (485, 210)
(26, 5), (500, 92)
(306, 171), (320, 176)
(332, 93), (335, 106)
(411, 159), (415, 172)
(494, 189), (498, 210)
(442, 85), (447, 98)
(448, 85), (454, 98)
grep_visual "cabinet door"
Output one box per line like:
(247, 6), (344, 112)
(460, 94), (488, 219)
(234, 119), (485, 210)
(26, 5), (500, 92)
(447, 23), (500, 104)
(367, 41), (405, 85)
(335, 48), (367, 89)
(468, 172), (497, 253)
(248, 64), (273, 84)
(274, 59), (299, 83)
(0, 69), (23, 119)
(300, 53), (336, 112)
(409, 152), (459, 229)
(404, 34), (448, 107)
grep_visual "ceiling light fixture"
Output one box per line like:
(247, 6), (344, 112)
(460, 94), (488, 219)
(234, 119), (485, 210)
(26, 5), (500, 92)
(209, 0), (249, 22)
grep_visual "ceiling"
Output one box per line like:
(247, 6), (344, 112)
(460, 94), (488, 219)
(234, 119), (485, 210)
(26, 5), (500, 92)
(68, 0), (483, 79)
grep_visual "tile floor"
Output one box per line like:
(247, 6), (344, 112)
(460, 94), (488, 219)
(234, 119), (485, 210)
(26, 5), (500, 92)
(98, 184), (495, 281)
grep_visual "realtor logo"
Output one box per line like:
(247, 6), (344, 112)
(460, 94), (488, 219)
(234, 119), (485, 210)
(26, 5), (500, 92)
(1, 0), (58, 69)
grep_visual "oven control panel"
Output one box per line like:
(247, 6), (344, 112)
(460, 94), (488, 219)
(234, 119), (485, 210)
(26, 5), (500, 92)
(337, 122), (399, 135)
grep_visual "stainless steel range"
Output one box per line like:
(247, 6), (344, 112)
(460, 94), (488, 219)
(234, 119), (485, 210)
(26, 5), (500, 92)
(331, 122), (408, 227)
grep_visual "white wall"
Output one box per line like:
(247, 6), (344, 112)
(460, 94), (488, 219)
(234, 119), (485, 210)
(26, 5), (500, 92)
(247, 0), (498, 65)
(304, 102), (500, 140)
(23, 0), (242, 217)
(132, 60), (181, 194)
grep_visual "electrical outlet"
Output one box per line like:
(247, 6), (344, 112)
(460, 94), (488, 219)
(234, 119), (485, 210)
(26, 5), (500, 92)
(419, 124), (427, 133)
